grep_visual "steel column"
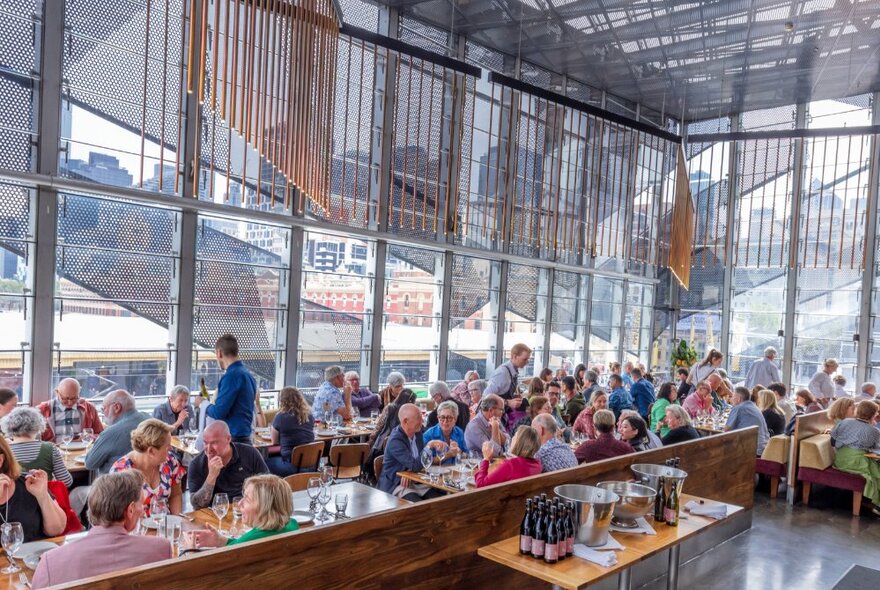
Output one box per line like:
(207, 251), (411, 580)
(856, 94), (880, 386)
(436, 250), (454, 380)
(281, 226), (304, 387)
(172, 210), (197, 388)
(720, 114), (739, 370)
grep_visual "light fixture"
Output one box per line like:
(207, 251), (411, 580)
(784, 21), (794, 32)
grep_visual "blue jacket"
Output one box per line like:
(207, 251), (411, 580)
(630, 379), (656, 419)
(608, 387), (633, 421)
(422, 424), (468, 464)
(379, 426), (424, 494)
(84, 410), (149, 474)
(207, 361), (256, 438)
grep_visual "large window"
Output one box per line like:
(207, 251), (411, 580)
(589, 277), (623, 368)
(504, 264), (548, 376)
(193, 215), (288, 391)
(549, 270), (587, 370)
(624, 282), (653, 365)
(0, 184), (34, 399)
(447, 254), (500, 382)
(54, 194), (179, 397)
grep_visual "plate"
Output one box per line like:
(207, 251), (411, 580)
(254, 427), (270, 435)
(142, 514), (184, 530)
(59, 441), (88, 451)
(292, 510), (314, 525)
(315, 429), (337, 436)
(336, 428), (352, 435)
(15, 541), (57, 559)
(75, 455), (86, 464)
(355, 417), (371, 423)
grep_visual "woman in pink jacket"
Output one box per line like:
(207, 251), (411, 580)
(475, 426), (542, 488)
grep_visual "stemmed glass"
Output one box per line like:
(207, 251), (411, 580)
(231, 496), (243, 536)
(211, 493), (229, 533)
(316, 484), (331, 522)
(307, 477), (322, 512)
(60, 433), (74, 458)
(81, 428), (94, 448)
(0, 523), (23, 574)
(320, 465), (334, 487)
(420, 448), (433, 476)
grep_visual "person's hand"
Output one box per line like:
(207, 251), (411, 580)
(192, 396), (203, 408)
(174, 408), (190, 427)
(0, 474), (13, 497)
(506, 398), (521, 409)
(343, 382), (353, 397)
(187, 524), (226, 549)
(489, 416), (501, 431)
(481, 441), (494, 461)
(428, 440), (447, 453)
(448, 441), (460, 456)
(24, 469), (49, 499)
(206, 456), (224, 481)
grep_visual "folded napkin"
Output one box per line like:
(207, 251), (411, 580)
(588, 534), (624, 551)
(610, 517), (656, 535)
(685, 500), (727, 519)
(573, 544), (618, 567)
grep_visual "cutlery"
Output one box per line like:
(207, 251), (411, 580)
(19, 573), (30, 588)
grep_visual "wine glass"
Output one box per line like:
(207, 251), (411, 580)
(307, 477), (322, 512)
(81, 428), (94, 447)
(60, 432), (74, 458)
(1, 522), (23, 574)
(320, 465), (334, 487)
(211, 493), (229, 532)
(420, 448), (433, 474)
(231, 496), (243, 536)
(317, 484), (331, 522)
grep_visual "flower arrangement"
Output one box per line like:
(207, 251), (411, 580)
(671, 339), (698, 369)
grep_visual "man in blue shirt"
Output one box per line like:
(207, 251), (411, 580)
(629, 368), (655, 422)
(724, 386), (770, 455)
(313, 365), (352, 422)
(206, 334), (256, 444)
(85, 390), (148, 474)
(607, 374), (633, 422)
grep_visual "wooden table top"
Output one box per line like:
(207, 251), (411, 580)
(5, 482), (405, 589)
(314, 423), (375, 441)
(61, 447), (90, 473)
(866, 452), (880, 461)
(477, 494), (743, 590)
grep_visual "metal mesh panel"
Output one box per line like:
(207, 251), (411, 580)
(0, 3), (41, 74)
(0, 75), (36, 172)
(0, 184), (31, 241)
(398, 17), (449, 54)
(506, 263), (540, 322)
(336, 0), (379, 32)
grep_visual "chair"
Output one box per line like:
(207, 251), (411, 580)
(797, 434), (865, 516)
(284, 472), (316, 492)
(373, 455), (384, 482)
(47, 480), (83, 535)
(290, 441), (325, 472)
(329, 443), (369, 481)
(756, 435), (790, 499)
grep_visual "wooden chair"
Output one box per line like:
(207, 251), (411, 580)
(329, 443), (370, 481)
(373, 455), (384, 482)
(284, 472), (316, 492)
(290, 441), (325, 472)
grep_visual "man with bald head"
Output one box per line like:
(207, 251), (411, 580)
(378, 404), (446, 501)
(37, 377), (104, 442)
(464, 394), (510, 456)
(84, 390), (148, 474)
(188, 421), (268, 509)
(706, 373), (732, 411)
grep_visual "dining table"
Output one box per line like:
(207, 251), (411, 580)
(3, 481), (406, 589)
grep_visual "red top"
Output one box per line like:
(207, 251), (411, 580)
(475, 456), (542, 488)
(574, 432), (634, 464)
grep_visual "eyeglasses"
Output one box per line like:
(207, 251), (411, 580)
(438, 415), (455, 422)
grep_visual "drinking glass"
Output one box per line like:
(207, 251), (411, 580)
(231, 496), (243, 536)
(187, 415), (199, 438)
(317, 484), (331, 522)
(420, 448), (433, 473)
(351, 406), (360, 422)
(320, 465), (334, 487)
(211, 494), (229, 532)
(1, 523), (23, 574)
(60, 433), (74, 458)
(81, 428), (94, 447)
(307, 477), (322, 512)
(370, 410), (379, 425)
(334, 493), (348, 518)
(162, 520), (182, 548)
(150, 498), (169, 522)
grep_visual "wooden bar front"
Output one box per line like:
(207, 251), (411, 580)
(54, 429), (758, 590)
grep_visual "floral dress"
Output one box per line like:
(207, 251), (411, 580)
(111, 452), (186, 517)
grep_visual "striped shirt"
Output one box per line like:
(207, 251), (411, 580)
(10, 440), (74, 487)
(830, 419), (880, 451)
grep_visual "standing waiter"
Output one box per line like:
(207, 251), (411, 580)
(484, 343), (532, 430)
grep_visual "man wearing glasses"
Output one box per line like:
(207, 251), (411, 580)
(37, 378), (104, 442)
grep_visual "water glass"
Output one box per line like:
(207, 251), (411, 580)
(81, 428), (94, 446)
(334, 493), (348, 518)
(320, 465), (334, 486)
(1, 522), (23, 574)
(150, 498), (169, 521)
(231, 496), (243, 535)
(351, 406), (360, 421)
(370, 410), (379, 425)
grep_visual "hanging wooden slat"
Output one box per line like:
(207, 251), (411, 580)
(669, 144), (695, 289)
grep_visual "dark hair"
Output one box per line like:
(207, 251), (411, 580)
(699, 349), (723, 367)
(585, 370), (598, 384)
(546, 380), (561, 390)
(538, 368), (553, 382)
(609, 374), (623, 387)
(767, 382), (787, 398)
(395, 388), (416, 406)
(622, 415), (649, 443)
(631, 368), (643, 379)
(573, 364), (587, 388)
(734, 386), (751, 403)
(561, 376), (576, 392)
(0, 388), (17, 406)
(657, 382), (675, 402)
(215, 333), (239, 357)
(676, 368), (689, 378)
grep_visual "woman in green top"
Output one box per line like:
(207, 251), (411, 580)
(650, 382), (678, 438)
(187, 474), (298, 548)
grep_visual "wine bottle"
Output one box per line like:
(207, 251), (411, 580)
(199, 377), (210, 400)
(544, 506), (559, 564)
(566, 502), (576, 556)
(665, 481), (679, 527)
(556, 507), (567, 561)
(520, 499), (533, 555)
(530, 504), (545, 559)
(654, 476), (665, 521)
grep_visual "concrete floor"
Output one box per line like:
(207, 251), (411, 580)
(644, 490), (880, 589)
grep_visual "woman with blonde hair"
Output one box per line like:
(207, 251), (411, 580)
(830, 401), (880, 515)
(111, 418), (185, 516)
(186, 474), (298, 548)
(827, 397), (856, 424)
(268, 387), (314, 477)
(756, 390), (785, 436)
(475, 426), (542, 487)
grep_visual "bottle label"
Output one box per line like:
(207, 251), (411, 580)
(520, 535), (532, 553)
(664, 506), (677, 523)
(531, 539), (545, 557)
(567, 536), (575, 553)
(545, 543), (558, 562)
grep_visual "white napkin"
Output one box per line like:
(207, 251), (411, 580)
(685, 500), (727, 519)
(588, 534), (624, 551)
(610, 517), (656, 535)
(573, 544), (618, 567)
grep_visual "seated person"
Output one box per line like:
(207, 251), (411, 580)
(367, 389), (417, 453)
(532, 414), (577, 472)
(37, 378), (104, 442)
(561, 376), (587, 424)
(767, 382), (796, 423)
(661, 405), (701, 445)
(345, 371), (381, 417)
(313, 365), (352, 422)
(426, 381), (471, 431)
(706, 373), (733, 411)
(618, 409), (662, 449)
(268, 387), (315, 477)
(512, 396), (551, 434)
(572, 390), (607, 439)
(618, 415), (657, 452)
(422, 401), (468, 465)
(752, 390), (785, 437)
(185, 474), (298, 549)
(111, 419), (185, 516)
(830, 400), (880, 515)
(607, 374), (633, 422)
(85, 390), (149, 475)
(827, 397), (855, 425)
(3, 407), (73, 488)
(475, 426), (542, 487)
(31, 471), (170, 589)
(0, 437), (66, 542)
(378, 404), (446, 502)
(379, 372), (406, 409)
(188, 421), (268, 509)
(464, 394), (510, 456)
(724, 387), (770, 455)
(467, 379), (487, 419)
(544, 380), (567, 430)
(682, 381), (715, 418)
(151, 385), (194, 436)
(450, 370), (480, 406)
(575, 410), (633, 463)
(651, 382), (678, 437)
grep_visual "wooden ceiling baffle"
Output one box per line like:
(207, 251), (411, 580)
(669, 144), (695, 289)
